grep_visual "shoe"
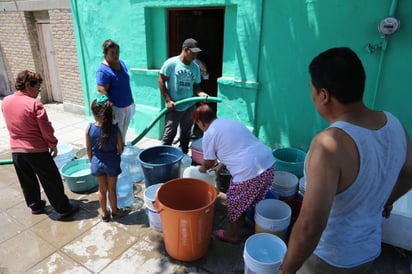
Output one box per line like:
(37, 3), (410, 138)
(101, 209), (111, 222)
(29, 200), (46, 214)
(101, 214), (110, 222)
(213, 229), (240, 244)
(111, 208), (130, 219)
(58, 202), (80, 218)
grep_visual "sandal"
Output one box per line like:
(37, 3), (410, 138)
(111, 208), (130, 219)
(213, 229), (240, 244)
(101, 209), (111, 222)
(101, 214), (110, 222)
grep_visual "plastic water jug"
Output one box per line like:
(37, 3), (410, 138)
(121, 143), (143, 182)
(182, 166), (216, 187)
(116, 173), (134, 208)
(180, 154), (192, 177)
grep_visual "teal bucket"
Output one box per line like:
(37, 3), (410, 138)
(60, 159), (97, 193)
(243, 233), (287, 274)
(273, 148), (306, 178)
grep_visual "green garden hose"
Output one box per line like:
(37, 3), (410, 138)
(130, 96), (222, 145)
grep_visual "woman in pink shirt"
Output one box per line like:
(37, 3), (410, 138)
(2, 70), (79, 219)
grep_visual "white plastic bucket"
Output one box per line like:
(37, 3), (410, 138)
(298, 176), (306, 198)
(182, 166), (216, 187)
(271, 171), (299, 199)
(144, 183), (163, 231)
(144, 183), (164, 211)
(255, 199), (291, 240)
(243, 233), (287, 274)
(146, 208), (162, 232)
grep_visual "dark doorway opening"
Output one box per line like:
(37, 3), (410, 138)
(168, 7), (224, 112)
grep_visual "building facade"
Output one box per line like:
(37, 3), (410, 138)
(2, 0), (411, 150)
(0, 0), (84, 113)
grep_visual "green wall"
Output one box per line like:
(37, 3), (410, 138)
(71, 0), (412, 150)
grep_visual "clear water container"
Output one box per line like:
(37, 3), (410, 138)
(121, 143), (143, 182)
(116, 173), (134, 208)
(180, 154), (192, 177)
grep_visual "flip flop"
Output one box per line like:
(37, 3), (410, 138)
(213, 229), (240, 244)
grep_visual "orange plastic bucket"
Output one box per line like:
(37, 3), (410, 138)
(154, 178), (217, 261)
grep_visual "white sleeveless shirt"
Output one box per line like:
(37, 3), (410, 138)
(313, 112), (407, 267)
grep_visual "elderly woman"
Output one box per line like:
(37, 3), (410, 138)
(194, 104), (275, 243)
(2, 70), (79, 218)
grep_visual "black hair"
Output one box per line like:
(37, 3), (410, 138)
(309, 47), (366, 104)
(91, 99), (114, 149)
(102, 39), (120, 56)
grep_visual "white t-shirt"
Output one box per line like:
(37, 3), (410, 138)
(202, 118), (275, 182)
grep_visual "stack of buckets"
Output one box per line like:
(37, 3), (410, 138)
(243, 147), (306, 273)
(271, 171), (299, 200)
(244, 197), (291, 273)
(143, 183), (164, 232)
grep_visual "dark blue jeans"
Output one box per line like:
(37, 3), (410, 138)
(12, 152), (72, 214)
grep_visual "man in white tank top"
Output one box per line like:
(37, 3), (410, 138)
(279, 47), (412, 274)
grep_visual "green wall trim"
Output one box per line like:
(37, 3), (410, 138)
(130, 68), (160, 77)
(218, 77), (259, 90)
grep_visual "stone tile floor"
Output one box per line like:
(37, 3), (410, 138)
(0, 101), (411, 273)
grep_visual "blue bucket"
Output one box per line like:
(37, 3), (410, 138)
(138, 146), (183, 187)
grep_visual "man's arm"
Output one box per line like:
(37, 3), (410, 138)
(383, 128), (412, 218)
(158, 73), (175, 110)
(279, 130), (340, 274)
(199, 159), (216, 173)
(194, 83), (208, 97)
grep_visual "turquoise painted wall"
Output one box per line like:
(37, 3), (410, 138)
(255, 0), (412, 150)
(71, 0), (412, 150)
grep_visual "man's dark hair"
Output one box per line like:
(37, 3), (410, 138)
(309, 47), (366, 104)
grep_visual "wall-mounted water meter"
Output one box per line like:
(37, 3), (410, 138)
(378, 16), (400, 36)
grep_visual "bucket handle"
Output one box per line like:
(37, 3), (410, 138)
(153, 200), (163, 212)
(76, 180), (86, 184)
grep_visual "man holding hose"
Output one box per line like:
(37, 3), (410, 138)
(158, 38), (208, 153)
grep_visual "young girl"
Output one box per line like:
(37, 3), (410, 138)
(86, 95), (129, 221)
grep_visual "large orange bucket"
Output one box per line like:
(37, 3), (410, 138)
(154, 178), (217, 261)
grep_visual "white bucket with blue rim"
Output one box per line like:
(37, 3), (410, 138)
(243, 233), (287, 274)
(144, 183), (164, 232)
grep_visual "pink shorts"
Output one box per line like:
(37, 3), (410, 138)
(226, 166), (275, 222)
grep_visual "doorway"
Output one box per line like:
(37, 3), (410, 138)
(168, 7), (224, 108)
(0, 48), (11, 97)
(37, 22), (62, 102)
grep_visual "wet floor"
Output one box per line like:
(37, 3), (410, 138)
(0, 102), (411, 273)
